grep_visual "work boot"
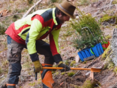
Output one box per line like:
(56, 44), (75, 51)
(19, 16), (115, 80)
(1, 84), (7, 88)
(7, 86), (16, 88)
(1, 84), (16, 88)
(41, 64), (54, 88)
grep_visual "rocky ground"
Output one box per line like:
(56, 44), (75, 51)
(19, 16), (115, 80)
(0, 0), (117, 88)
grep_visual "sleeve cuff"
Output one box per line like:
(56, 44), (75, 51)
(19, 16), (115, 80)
(30, 53), (39, 62)
(53, 54), (62, 64)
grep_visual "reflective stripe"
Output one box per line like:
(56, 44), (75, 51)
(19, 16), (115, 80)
(7, 84), (16, 86)
(18, 27), (30, 40)
(53, 8), (58, 25)
(50, 28), (60, 55)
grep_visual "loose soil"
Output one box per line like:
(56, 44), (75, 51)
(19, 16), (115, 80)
(53, 71), (87, 88)
(0, 0), (117, 88)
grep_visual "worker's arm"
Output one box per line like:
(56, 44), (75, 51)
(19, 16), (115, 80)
(26, 15), (44, 72)
(49, 28), (70, 71)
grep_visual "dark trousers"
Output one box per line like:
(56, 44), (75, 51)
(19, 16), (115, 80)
(7, 35), (54, 84)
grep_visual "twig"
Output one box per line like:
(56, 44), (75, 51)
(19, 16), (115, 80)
(89, 4), (115, 12)
(72, 70), (80, 77)
(109, 0), (114, 9)
(0, 75), (4, 79)
(0, 13), (23, 19)
(22, 0), (42, 18)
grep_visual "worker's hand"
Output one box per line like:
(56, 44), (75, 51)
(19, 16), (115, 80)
(33, 60), (43, 73)
(58, 61), (70, 72)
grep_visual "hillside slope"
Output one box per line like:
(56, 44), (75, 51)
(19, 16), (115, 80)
(0, 0), (117, 88)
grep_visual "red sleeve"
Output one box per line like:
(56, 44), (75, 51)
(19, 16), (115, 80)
(31, 15), (44, 28)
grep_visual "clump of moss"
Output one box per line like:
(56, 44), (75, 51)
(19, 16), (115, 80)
(112, 0), (117, 4)
(0, 67), (2, 74)
(78, 79), (100, 88)
(82, 80), (93, 88)
(114, 67), (117, 74)
(70, 61), (76, 67)
(29, 82), (36, 86)
(100, 14), (117, 24)
(102, 63), (108, 70)
(107, 61), (115, 70)
(101, 45), (111, 60)
(51, 0), (57, 3)
(61, 72), (66, 75)
(64, 60), (70, 66)
(83, 61), (87, 64)
(105, 35), (111, 41)
(52, 71), (56, 74)
(55, 71), (59, 76)
(100, 14), (112, 23)
(67, 72), (75, 77)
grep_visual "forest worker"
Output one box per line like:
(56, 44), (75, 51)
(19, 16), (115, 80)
(3, 0), (76, 88)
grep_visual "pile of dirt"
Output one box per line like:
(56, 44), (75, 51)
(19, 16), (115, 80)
(53, 71), (87, 88)
(52, 54), (117, 88)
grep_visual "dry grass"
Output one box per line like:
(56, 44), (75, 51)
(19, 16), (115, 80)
(75, 0), (99, 6)
(0, 0), (108, 87)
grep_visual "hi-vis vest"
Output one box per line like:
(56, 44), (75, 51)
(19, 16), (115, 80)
(5, 8), (62, 56)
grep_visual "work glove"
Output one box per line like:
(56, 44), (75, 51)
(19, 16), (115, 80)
(29, 53), (43, 73)
(33, 60), (43, 73)
(53, 54), (70, 71)
(58, 61), (71, 72)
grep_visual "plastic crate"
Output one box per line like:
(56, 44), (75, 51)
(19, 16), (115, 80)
(91, 43), (104, 57)
(78, 48), (94, 61)
(78, 43), (104, 61)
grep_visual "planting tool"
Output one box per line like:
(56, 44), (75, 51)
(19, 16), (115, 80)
(35, 72), (37, 80)
(90, 71), (94, 80)
(34, 68), (37, 80)
(43, 67), (101, 72)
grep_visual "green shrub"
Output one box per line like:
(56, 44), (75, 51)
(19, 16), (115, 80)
(0, 24), (6, 35)
(71, 9), (106, 50)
